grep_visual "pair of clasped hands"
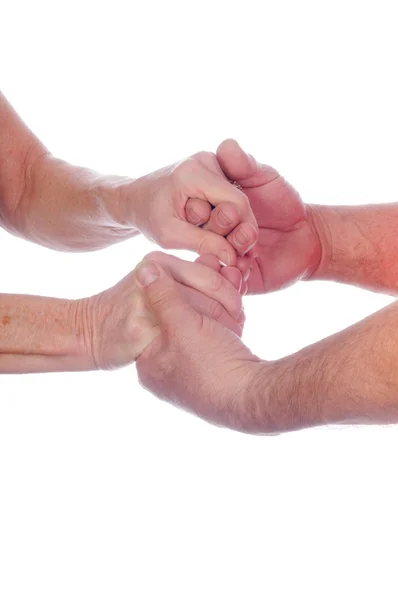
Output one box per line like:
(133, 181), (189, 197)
(95, 139), (321, 433)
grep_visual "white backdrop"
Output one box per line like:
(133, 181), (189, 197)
(1, 1), (398, 598)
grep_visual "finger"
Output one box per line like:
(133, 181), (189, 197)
(241, 282), (249, 296)
(188, 165), (258, 230)
(201, 202), (240, 236)
(244, 245), (258, 259)
(194, 254), (222, 271)
(220, 266), (242, 292)
(179, 286), (243, 337)
(217, 138), (280, 188)
(185, 198), (212, 226)
(145, 251), (242, 320)
(135, 261), (197, 328)
(196, 255), (243, 295)
(226, 223), (258, 257)
(216, 138), (257, 182)
(167, 219), (237, 266)
(236, 256), (252, 281)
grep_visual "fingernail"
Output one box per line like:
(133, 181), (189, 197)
(218, 209), (232, 227)
(235, 228), (249, 245)
(241, 241), (257, 257)
(220, 251), (232, 266)
(135, 261), (160, 286)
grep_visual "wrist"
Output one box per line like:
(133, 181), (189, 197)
(120, 171), (159, 239)
(249, 356), (328, 434)
(83, 271), (161, 371)
(242, 360), (290, 434)
(306, 204), (334, 280)
(0, 294), (97, 373)
(89, 172), (141, 234)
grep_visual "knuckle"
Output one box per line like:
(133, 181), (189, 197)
(197, 235), (209, 256)
(151, 287), (173, 310)
(208, 299), (224, 322)
(156, 231), (172, 248)
(145, 250), (164, 263)
(191, 150), (215, 164)
(209, 272), (223, 293)
(172, 157), (198, 181)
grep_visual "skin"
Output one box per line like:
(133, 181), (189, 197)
(0, 252), (243, 373)
(3, 89), (398, 433)
(0, 92), (257, 264)
(139, 139), (398, 434)
(0, 90), (254, 374)
(134, 257), (398, 435)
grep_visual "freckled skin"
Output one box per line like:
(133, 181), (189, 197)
(0, 253), (243, 374)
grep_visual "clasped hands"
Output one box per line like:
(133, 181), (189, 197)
(81, 139), (324, 434)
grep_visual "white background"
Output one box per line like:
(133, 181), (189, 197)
(1, 0), (398, 598)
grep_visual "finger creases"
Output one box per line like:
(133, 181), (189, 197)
(185, 197), (212, 226)
(143, 250), (242, 320)
(202, 202), (240, 236)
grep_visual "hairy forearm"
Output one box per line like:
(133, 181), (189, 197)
(0, 293), (95, 373)
(0, 91), (139, 251)
(309, 203), (398, 294)
(255, 300), (398, 433)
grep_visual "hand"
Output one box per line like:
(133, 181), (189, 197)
(81, 252), (244, 370)
(134, 257), (267, 433)
(129, 151), (259, 266)
(187, 139), (322, 293)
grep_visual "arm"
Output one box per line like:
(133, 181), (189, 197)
(309, 203), (398, 295)
(0, 253), (243, 374)
(0, 92), (257, 261)
(0, 90), (137, 250)
(254, 299), (398, 433)
(134, 255), (398, 434)
(0, 293), (94, 373)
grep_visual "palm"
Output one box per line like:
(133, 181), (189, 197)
(217, 140), (321, 294)
(243, 176), (320, 293)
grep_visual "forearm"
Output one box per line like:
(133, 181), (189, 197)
(0, 293), (95, 373)
(255, 300), (398, 433)
(0, 91), (139, 251)
(12, 154), (140, 251)
(309, 203), (398, 294)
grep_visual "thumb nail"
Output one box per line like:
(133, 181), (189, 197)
(135, 262), (160, 287)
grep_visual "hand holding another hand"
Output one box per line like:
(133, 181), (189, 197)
(81, 252), (245, 371)
(126, 151), (259, 266)
(134, 257), (267, 433)
(187, 139), (323, 293)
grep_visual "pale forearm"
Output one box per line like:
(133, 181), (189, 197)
(255, 300), (398, 433)
(309, 203), (398, 295)
(0, 90), (139, 251)
(0, 293), (95, 373)
(12, 154), (140, 251)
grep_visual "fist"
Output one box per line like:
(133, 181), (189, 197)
(187, 140), (322, 294)
(130, 151), (259, 266)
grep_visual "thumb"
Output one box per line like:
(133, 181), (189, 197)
(134, 260), (197, 327)
(216, 138), (257, 182)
